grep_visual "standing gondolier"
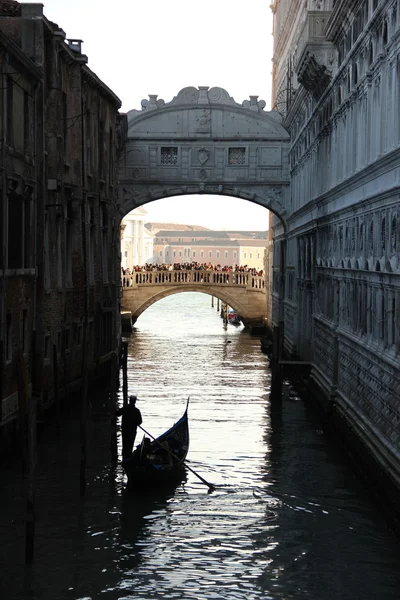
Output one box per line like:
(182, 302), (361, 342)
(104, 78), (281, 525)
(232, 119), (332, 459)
(116, 395), (142, 459)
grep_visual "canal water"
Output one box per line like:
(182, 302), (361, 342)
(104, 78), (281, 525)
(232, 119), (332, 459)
(1, 292), (400, 600)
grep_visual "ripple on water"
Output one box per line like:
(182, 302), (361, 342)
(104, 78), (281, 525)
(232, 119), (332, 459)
(0, 294), (400, 600)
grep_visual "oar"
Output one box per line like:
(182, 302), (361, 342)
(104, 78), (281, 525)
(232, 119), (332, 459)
(138, 424), (216, 492)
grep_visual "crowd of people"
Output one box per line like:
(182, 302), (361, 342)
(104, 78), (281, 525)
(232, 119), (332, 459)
(121, 262), (264, 277)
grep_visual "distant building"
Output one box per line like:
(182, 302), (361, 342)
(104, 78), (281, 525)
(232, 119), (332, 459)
(153, 230), (268, 270)
(121, 207), (154, 267)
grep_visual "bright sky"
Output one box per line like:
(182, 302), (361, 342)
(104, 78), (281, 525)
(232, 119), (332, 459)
(30, 0), (274, 230)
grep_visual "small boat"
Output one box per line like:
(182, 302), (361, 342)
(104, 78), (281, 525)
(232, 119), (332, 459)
(123, 400), (189, 488)
(228, 309), (241, 326)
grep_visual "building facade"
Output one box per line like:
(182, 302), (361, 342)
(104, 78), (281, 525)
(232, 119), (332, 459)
(0, 26), (42, 430)
(153, 230), (268, 270)
(121, 207), (155, 268)
(0, 1), (125, 448)
(271, 0), (400, 496)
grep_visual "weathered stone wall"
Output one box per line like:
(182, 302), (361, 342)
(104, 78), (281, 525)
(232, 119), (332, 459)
(271, 0), (400, 492)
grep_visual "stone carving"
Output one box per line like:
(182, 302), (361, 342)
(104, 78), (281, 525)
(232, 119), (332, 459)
(242, 96), (266, 111)
(199, 169), (207, 180)
(137, 86), (269, 115)
(197, 148), (210, 165)
(141, 95), (165, 111)
(196, 109), (211, 133)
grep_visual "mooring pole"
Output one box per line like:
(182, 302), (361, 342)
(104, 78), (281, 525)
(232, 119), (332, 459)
(217, 298), (220, 312)
(211, 296), (214, 308)
(110, 351), (118, 462)
(122, 339), (128, 407)
(223, 304), (228, 326)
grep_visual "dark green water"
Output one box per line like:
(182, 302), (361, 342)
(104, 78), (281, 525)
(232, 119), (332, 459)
(1, 293), (399, 599)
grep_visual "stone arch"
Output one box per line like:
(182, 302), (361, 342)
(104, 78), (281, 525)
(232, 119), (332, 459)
(118, 86), (290, 229)
(131, 287), (253, 323)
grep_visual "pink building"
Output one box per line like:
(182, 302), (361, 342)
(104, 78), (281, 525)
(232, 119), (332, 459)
(152, 230), (268, 270)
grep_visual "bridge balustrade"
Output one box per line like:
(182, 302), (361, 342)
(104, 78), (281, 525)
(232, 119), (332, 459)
(121, 270), (265, 290)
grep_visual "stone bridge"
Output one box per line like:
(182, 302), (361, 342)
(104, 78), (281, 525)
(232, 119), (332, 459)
(120, 270), (267, 329)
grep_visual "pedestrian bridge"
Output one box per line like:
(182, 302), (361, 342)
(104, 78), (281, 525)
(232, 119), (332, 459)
(120, 270), (267, 329)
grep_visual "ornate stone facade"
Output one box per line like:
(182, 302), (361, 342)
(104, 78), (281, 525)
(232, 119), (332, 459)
(119, 86), (291, 222)
(271, 0), (400, 492)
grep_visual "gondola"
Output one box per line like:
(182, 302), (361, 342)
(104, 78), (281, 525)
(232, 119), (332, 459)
(122, 400), (189, 488)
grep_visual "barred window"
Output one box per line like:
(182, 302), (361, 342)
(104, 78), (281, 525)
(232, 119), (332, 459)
(228, 147), (246, 165)
(161, 147), (178, 165)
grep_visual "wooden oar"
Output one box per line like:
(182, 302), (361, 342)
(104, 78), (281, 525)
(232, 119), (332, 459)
(138, 424), (216, 492)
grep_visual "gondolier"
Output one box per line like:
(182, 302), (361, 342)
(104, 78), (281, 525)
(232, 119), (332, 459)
(116, 395), (142, 459)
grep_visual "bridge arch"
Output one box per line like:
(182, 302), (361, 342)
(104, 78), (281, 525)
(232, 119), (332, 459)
(130, 287), (251, 324)
(118, 86), (290, 229)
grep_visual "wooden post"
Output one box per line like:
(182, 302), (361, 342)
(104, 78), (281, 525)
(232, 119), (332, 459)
(17, 350), (36, 564)
(223, 304), (228, 326)
(122, 339), (128, 407)
(110, 352), (118, 463)
(217, 298), (220, 312)
(53, 344), (60, 433)
(211, 296), (214, 308)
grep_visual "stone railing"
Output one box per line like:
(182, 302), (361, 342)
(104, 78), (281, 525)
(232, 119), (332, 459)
(121, 269), (265, 290)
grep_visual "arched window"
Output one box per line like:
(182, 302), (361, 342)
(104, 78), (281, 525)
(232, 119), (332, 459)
(369, 221), (374, 253)
(354, 63), (358, 85)
(383, 21), (388, 47)
(369, 42), (374, 66)
(391, 216), (397, 252)
(381, 217), (386, 254)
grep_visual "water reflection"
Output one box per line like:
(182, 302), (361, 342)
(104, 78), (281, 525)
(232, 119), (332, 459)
(1, 293), (400, 600)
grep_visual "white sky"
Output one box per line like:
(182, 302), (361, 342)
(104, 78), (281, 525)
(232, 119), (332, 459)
(29, 0), (274, 230)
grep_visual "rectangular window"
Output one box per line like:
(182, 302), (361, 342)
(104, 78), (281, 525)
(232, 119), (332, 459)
(192, 251), (196, 257)
(179, 251), (182, 257)
(63, 92), (68, 155)
(244, 252), (247, 258)
(22, 309), (28, 354)
(6, 314), (12, 361)
(65, 328), (70, 352)
(233, 251), (237, 259)
(209, 251), (212, 258)
(257, 253), (260, 259)
(77, 324), (83, 347)
(8, 189), (31, 269)
(44, 335), (50, 360)
(56, 218), (63, 288)
(98, 120), (104, 178)
(66, 195), (73, 286)
(200, 251), (204, 258)
(216, 251), (220, 258)
(225, 251), (228, 259)
(228, 147), (246, 165)
(159, 250), (162, 256)
(109, 127), (113, 184)
(161, 147), (178, 165)
(250, 253), (253, 259)
(6, 76), (13, 144)
(88, 204), (95, 284)
(173, 251), (176, 257)
(23, 91), (30, 154)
